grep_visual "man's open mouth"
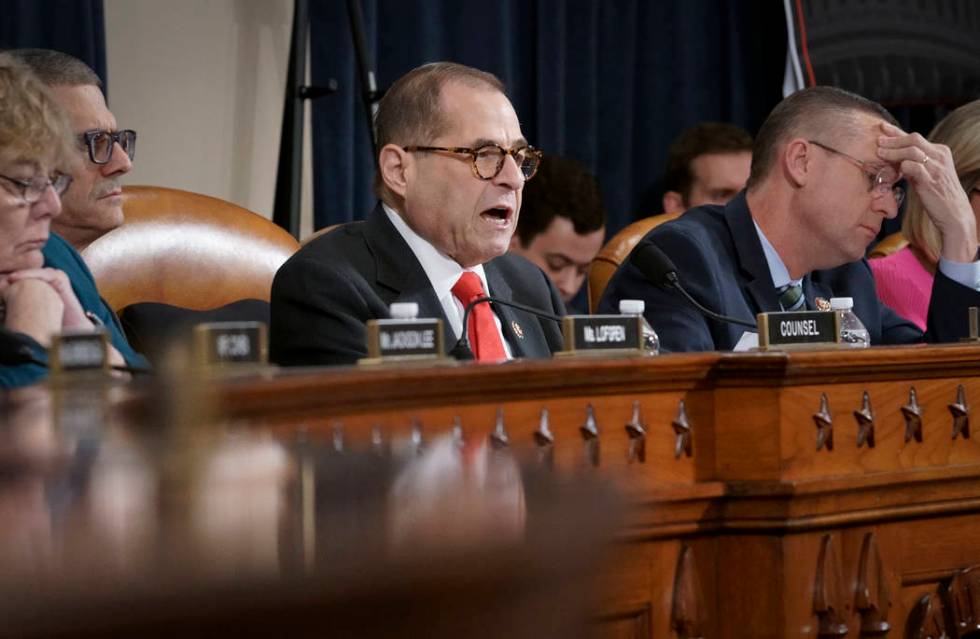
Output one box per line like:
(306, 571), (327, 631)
(481, 206), (512, 221)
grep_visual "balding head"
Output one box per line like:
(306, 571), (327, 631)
(746, 86), (897, 191)
(373, 62), (505, 204)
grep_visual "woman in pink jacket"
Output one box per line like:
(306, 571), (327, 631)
(871, 100), (980, 330)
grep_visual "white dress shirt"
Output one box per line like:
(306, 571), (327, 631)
(753, 220), (801, 293)
(384, 204), (512, 358)
(754, 219), (980, 294)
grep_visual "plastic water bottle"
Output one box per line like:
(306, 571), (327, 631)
(830, 297), (870, 348)
(619, 299), (660, 355)
(389, 302), (419, 320)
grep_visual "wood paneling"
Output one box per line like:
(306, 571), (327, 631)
(107, 345), (980, 636)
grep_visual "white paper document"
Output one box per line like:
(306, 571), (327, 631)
(733, 331), (759, 352)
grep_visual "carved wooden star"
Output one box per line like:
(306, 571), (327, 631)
(411, 418), (424, 455)
(371, 425), (386, 456)
(854, 391), (875, 449)
(813, 393), (834, 452)
(672, 399), (693, 459)
(534, 408), (553, 446)
(949, 385), (970, 440)
(489, 407), (510, 449)
(901, 387), (923, 443)
(533, 408), (554, 469)
(451, 415), (464, 450)
(624, 400), (646, 463)
(580, 403), (600, 467)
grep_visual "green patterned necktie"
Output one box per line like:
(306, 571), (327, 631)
(777, 282), (805, 311)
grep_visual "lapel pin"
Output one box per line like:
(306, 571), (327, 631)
(511, 321), (524, 339)
(815, 297), (830, 311)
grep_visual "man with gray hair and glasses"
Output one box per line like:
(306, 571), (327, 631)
(0, 54), (145, 385)
(6, 48), (135, 252)
(271, 61), (565, 366)
(599, 85), (980, 351)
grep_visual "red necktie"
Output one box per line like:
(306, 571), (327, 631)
(451, 271), (507, 362)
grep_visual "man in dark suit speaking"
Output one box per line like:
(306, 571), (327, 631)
(599, 86), (980, 351)
(271, 62), (565, 366)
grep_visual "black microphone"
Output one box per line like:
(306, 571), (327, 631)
(452, 295), (563, 360)
(633, 243), (757, 330)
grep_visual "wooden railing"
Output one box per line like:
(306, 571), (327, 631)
(8, 344), (980, 637)
(204, 344), (980, 638)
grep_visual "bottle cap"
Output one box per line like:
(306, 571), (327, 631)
(829, 297), (854, 311)
(389, 302), (419, 320)
(619, 299), (645, 314)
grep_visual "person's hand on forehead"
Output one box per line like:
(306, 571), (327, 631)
(876, 121), (977, 262)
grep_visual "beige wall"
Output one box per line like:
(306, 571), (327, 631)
(104, 0), (313, 236)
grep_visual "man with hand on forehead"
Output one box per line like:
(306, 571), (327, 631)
(271, 62), (565, 366)
(599, 86), (980, 352)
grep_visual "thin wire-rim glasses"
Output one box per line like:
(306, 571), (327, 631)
(809, 139), (905, 207)
(0, 172), (74, 203)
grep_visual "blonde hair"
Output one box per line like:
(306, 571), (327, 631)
(0, 53), (75, 172)
(902, 99), (980, 264)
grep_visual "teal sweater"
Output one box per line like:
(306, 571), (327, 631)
(0, 233), (148, 388)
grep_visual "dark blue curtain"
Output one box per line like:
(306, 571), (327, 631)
(0, 0), (107, 91)
(309, 0), (785, 235)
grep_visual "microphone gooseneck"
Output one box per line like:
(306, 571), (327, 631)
(633, 243), (757, 330)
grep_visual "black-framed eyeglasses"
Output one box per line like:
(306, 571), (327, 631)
(403, 143), (542, 181)
(809, 140), (905, 207)
(0, 172), (73, 203)
(79, 129), (137, 165)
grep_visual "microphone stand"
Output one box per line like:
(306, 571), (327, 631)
(634, 242), (757, 330)
(663, 273), (757, 329)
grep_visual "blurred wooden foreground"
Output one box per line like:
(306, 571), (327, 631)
(4, 344), (980, 638)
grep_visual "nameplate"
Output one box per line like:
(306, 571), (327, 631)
(193, 321), (268, 365)
(50, 328), (110, 374)
(757, 311), (840, 349)
(364, 318), (445, 361)
(561, 315), (642, 354)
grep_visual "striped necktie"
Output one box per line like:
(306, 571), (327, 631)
(777, 282), (805, 311)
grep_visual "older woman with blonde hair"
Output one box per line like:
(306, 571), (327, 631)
(871, 100), (980, 330)
(0, 54), (144, 387)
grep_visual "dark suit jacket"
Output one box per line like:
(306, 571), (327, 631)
(270, 204), (566, 366)
(597, 192), (980, 352)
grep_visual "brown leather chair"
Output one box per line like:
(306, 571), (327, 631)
(868, 231), (909, 259)
(82, 185), (300, 312)
(587, 212), (680, 312)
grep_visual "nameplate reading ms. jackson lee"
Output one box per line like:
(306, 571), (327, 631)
(365, 318), (445, 360)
